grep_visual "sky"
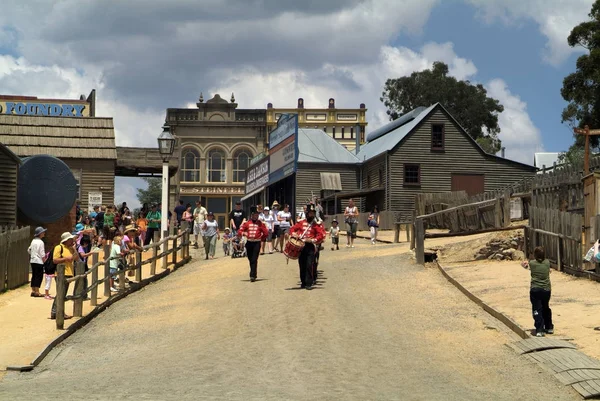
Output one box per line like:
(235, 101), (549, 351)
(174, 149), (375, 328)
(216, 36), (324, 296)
(0, 0), (595, 210)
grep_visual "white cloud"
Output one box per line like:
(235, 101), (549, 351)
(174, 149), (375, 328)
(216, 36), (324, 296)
(467, 0), (595, 65)
(486, 79), (543, 164)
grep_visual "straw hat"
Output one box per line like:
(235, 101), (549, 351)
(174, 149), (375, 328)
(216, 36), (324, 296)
(124, 224), (138, 234)
(60, 232), (75, 243)
(271, 200), (280, 207)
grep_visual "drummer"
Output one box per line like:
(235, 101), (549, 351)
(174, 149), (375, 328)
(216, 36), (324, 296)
(237, 205), (269, 282)
(289, 203), (326, 290)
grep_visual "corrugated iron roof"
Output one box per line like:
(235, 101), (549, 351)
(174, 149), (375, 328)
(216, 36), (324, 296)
(534, 152), (560, 168)
(356, 104), (437, 161)
(297, 128), (359, 164)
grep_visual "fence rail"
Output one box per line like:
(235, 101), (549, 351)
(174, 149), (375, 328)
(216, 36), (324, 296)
(54, 230), (191, 329)
(0, 226), (30, 292)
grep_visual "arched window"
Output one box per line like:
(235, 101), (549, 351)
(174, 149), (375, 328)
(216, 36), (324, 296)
(207, 148), (226, 183)
(233, 148), (252, 183)
(180, 148), (200, 182)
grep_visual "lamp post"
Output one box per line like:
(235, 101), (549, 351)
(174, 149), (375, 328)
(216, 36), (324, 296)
(157, 125), (176, 239)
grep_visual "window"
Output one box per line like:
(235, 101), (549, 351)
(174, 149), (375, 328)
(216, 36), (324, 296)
(431, 124), (445, 150)
(341, 127), (345, 138)
(233, 148), (252, 183)
(207, 148), (226, 183)
(404, 164), (420, 185)
(180, 148), (200, 182)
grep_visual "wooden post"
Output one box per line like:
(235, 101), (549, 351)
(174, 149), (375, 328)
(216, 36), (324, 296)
(118, 258), (126, 291)
(415, 218), (425, 265)
(72, 261), (84, 318)
(172, 235), (178, 266)
(104, 244), (111, 297)
(406, 223), (412, 243)
(162, 230), (168, 269)
(574, 125), (600, 175)
(410, 222), (416, 250)
(557, 237), (562, 272)
(393, 223), (400, 243)
(185, 230), (190, 259)
(56, 264), (65, 330)
(91, 253), (98, 306)
(494, 197), (502, 228)
(523, 226), (529, 258)
(150, 245), (157, 275)
(135, 250), (142, 282)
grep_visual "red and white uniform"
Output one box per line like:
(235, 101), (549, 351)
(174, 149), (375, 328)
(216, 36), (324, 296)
(237, 219), (269, 242)
(290, 220), (326, 245)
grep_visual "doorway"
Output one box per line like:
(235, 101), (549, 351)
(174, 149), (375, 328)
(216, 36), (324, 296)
(451, 173), (484, 196)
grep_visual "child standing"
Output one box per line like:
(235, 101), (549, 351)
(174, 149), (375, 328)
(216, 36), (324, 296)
(137, 212), (148, 245)
(109, 236), (125, 292)
(222, 228), (232, 256)
(329, 219), (340, 251)
(43, 251), (55, 299)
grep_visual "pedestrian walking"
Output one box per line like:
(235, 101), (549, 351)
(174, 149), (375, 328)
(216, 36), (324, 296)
(181, 204), (193, 233)
(521, 246), (554, 337)
(28, 226), (47, 297)
(329, 219), (340, 251)
(271, 201), (281, 252)
(368, 205), (380, 245)
(289, 204), (326, 290)
(276, 204), (293, 253)
(144, 204), (161, 245)
(193, 200), (208, 249)
(222, 228), (232, 256)
(259, 206), (274, 254)
(202, 212), (220, 260)
(344, 198), (359, 248)
(237, 206), (268, 282)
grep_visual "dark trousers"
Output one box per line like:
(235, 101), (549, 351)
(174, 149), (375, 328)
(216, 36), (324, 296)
(530, 288), (553, 333)
(31, 263), (44, 288)
(145, 227), (158, 246)
(312, 248), (320, 284)
(245, 241), (261, 279)
(299, 244), (316, 287)
(51, 278), (71, 318)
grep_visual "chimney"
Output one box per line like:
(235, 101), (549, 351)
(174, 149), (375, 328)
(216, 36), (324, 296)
(355, 124), (361, 154)
(501, 147), (505, 158)
(297, 98), (304, 109)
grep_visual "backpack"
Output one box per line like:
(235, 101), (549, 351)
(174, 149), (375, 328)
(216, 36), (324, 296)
(44, 244), (63, 275)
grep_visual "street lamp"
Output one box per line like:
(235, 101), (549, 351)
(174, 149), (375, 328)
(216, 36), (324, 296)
(158, 124), (176, 239)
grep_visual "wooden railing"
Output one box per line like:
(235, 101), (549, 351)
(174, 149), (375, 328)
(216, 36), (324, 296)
(54, 230), (191, 329)
(0, 226), (30, 292)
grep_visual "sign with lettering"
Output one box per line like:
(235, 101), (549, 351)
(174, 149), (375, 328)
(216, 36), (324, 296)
(249, 152), (266, 166)
(180, 186), (245, 195)
(269, 136), (296, 182)
(0, 101), (89, 117)
(306, 113), (327, 121)
(269, 113), (297, 149)
(337, 114), (358, 121)
(88, 191), (102, 208)
(245, 157), (270, 194)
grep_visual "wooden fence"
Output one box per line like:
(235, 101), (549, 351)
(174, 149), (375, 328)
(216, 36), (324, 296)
(54, 230), (191, 329)
(0, 226), (30, 292)
(526, 207), (583, 272)
(532, 166), (583, 213)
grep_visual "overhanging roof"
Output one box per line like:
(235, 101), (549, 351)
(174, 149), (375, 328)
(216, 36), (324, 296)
(115, 147), (178, 177)
(321, 186), (385, 201)
(298, 128), (360, 164)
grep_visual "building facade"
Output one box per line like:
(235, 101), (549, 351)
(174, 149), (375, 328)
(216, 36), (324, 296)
(266, 98), (368, 151)
(0, 143), (20, 226)
(166, 93), (266, 228)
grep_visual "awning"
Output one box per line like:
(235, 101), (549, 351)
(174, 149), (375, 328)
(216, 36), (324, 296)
(240, 186), (265, 202)
(320, 172), (342, 191)
(320, 186), (385, 201)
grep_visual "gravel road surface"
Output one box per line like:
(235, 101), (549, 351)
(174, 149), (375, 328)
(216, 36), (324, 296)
(0, 242), (579, 400)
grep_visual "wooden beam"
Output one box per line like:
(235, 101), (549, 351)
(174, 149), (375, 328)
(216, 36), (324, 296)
(424, 225), (526, 239)
(417, 199), (496, 220)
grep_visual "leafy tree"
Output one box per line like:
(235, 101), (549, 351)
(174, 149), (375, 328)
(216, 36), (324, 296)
(561, 0), (600, 145)
(136, 178), (161, 206)
(380, 61), (504, 154)
(557, 145), (585, 170)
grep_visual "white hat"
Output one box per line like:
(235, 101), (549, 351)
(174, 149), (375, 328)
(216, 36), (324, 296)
(60, 232), (75, 243)
(263, 206), (270, 211)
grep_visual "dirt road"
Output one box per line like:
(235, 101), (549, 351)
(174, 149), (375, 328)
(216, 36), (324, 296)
(0, 241), (579, 400)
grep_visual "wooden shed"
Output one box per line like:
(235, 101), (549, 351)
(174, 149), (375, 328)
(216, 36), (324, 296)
(0, 114), (116, 211)
(0, 143), (20, 226)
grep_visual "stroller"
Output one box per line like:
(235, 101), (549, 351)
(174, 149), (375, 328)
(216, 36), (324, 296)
(231, 236), (247, 258)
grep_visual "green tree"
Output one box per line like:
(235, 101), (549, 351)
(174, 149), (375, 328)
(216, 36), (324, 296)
(561, 1), (600, 140)
(380, 61), (504, 154)
(136, 178), (161, 206)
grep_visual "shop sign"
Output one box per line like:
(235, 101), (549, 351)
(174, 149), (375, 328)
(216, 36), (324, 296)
(245, 157), (269, 193)
(180, 186), (245, 195)
(0, 101), (88, 117)
(88, 191), (102, 207)
(269, 137), (296, 182)
(337, 114), (358, 121)
(249, 152), (266, 166)
(269, 113), (297, 149)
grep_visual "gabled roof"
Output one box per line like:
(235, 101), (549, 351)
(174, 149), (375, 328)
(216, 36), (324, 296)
(298, 128), (359, 164)
(0, 142), (21, 164)
(356, 104), (437, 161)
(0, 115), (116, 159)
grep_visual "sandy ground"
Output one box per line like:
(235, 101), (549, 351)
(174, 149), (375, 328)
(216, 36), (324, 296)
(0, 245), (181, 371)
(0, 238), (579, 400)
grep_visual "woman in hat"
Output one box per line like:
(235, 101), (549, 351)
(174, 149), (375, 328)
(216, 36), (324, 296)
(50, 232), (78, 320)
(271, 201), (281, 251)
(28, 226), (47, 297)
(202, 212), (220, 260)
(123, 225), (141, 277)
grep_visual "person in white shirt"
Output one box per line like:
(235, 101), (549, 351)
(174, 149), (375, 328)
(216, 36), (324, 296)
(259, 207), (275, 254)
(276, 204), (293, 253)
(28, 226), (47, 298)
(271, 201), (281, 252)
(193, 200), (208, 249)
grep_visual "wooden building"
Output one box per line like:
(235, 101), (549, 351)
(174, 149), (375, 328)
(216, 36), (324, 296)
(0, 143), (20, 226)
(267, 98), (368, 151)
(166, 93), (266, 228)
(0, 91), (116, 212)
(356, 103), (537, 221)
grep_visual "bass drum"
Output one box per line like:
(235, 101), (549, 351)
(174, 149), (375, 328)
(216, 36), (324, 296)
(283, 237), (305, 260)
(18, 155), (78, 223)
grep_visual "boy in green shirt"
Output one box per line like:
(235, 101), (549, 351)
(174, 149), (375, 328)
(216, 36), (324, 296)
(144, 204), (161, 246)
(521, 246), (553, 337)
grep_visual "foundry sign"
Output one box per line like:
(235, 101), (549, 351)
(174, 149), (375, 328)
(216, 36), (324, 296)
(0, 101), (88, 117)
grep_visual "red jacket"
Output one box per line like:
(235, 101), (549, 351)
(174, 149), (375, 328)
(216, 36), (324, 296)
(290, 220), (326, 244)
(237, 219), (269, 241)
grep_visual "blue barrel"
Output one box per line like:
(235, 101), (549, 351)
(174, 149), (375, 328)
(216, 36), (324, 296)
(17, 155), (78, 223)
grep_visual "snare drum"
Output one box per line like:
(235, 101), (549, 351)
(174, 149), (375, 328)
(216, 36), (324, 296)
(283, 237), (305, 260)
